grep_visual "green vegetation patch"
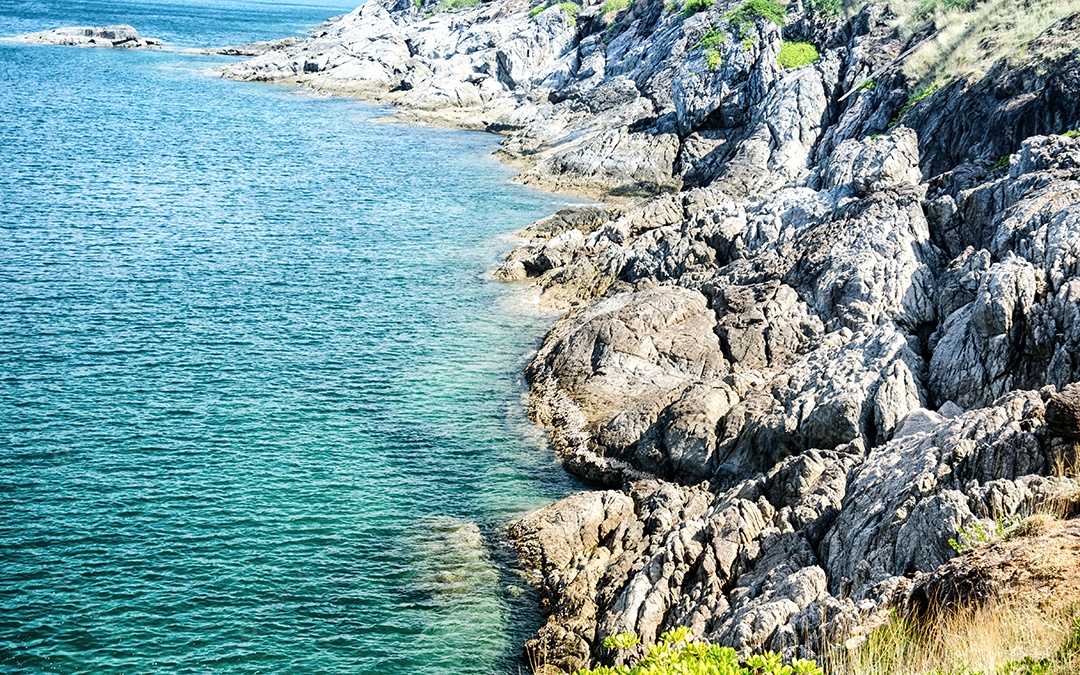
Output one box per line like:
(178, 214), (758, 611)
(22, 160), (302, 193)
(777, 40), (819, 68)
(573, 628), (824, 675)
(889, 79), (944, 128)
(529, 0), (579, 21)
(439, 0), (479, 11)
(695, 26), (726, 70)
(601, 0), (630, 14)
(554, 1), (581, 22)
(682, 0), (714, 18)
(806, 0), (842, 18)
(1063, 129), (1080, 139)
(724, 0), (786, 35)
(914, 0), (976, 21)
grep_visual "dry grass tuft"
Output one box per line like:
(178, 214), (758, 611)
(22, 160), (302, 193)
(887, 0), (1080, 85)
(830, 600), (1080, 675)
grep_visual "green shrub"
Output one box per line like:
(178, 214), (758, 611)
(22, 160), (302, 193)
(724, 0), (786, 35)
(575, 629), (824, 675)
(694, 26), (726, 69)
(777, 41), (819, 68)
(682, 0), (714, 18)
(858, 77), (876, 91)
(696, 26), (725, 50)
(554, 1), (581, 21)
(529, 3), (546, 16)
(601, 0), (630, 14)
(994, 154), (1012, 169)
(666, 0), (681, 10)
(1063, 129), (1080, 139)
(806, 0), (842, 18)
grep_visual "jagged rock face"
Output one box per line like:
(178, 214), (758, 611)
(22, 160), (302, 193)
(219, 0), (850, 197)
(509, 129), (1080, 669)
(13, 25), (163, 48)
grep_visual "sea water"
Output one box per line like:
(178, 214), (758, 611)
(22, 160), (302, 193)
(0, 2), (580, 672)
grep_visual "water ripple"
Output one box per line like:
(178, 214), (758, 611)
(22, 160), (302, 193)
(0, 4), (582, 672)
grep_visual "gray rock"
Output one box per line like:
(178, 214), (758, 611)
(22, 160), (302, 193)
(13, 25), (162, 48)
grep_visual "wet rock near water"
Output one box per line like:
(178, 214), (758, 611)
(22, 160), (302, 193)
(13, 25), (163, 49)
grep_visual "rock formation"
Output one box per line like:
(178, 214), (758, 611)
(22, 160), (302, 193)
(12, 25), (163, 49)
(216, 0), (1080, 669)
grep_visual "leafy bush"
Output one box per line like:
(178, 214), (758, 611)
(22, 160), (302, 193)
(529, 3), (546, 16)
(858, 78), (876, 91)
(777, 41), (819, 68)
(682, 0), (714, 18)
(806, 0), (842, 18)
(695, 26), (726, 70)
(1063, 129), (1080, 139)
(724, 0), (786, 34)
(573, 629), (823, 675)
(601, 0), (630, 14)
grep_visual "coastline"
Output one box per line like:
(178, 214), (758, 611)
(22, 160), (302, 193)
(14, 0), (1080, 671)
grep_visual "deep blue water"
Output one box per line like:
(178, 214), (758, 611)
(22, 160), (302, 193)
(0, 3), (579, 672)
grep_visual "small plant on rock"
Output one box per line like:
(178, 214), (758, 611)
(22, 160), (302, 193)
(1063, 129), (1080, 139)
(777, 41), (819, 68)
(889, 79), (945, 128)
(695, 26), (726, 70)
(724, 0), (786, 33)
(601, 0), (630, 14)
(682, 0), (714, 18)
(554, 1), (581, 22)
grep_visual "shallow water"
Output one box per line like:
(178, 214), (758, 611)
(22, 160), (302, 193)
(0, 3), (580, 672)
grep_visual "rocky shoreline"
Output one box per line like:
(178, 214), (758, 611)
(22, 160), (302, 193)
(18, 0), (1080, 670)
(213, 0), (1080, 670)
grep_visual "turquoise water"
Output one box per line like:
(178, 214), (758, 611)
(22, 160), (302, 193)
(0, 4), (579, 672)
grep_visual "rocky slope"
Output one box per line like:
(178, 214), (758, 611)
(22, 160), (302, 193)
(220, 0), (1080, 670)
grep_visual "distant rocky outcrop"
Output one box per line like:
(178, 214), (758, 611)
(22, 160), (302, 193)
(12, 25), (162, 49)
(215, 0), (1080, 670)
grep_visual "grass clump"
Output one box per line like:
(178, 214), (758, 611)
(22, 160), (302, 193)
(601, 0), (630, 14)
(859, 78), (876, 91)
(695, 26), (726, 70)
(682, 0), (714, 18)
(724, 0), (786, 33)
(994, 154), (1012, 169)
(777, 41), (819, 68)
(1063, 129), (1080, 139)
(574, 627), (824, 675)
(897, 0), (1080, 85)
(529, 3), (545, 16)
(835, 605), (1080, 675)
